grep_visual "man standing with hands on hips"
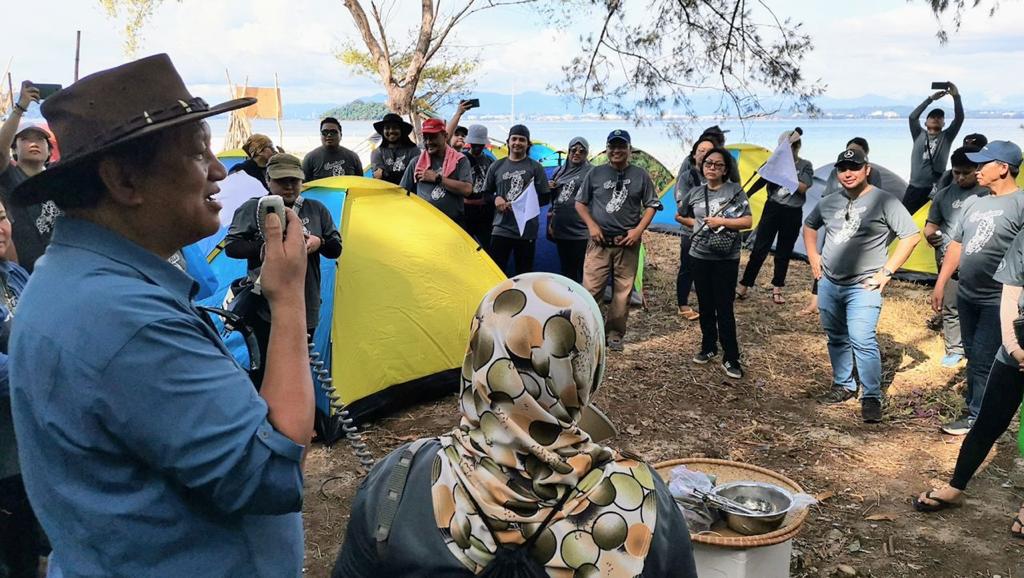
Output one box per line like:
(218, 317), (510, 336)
(804, 148), (921, 423)
(576, 129), (661, 351)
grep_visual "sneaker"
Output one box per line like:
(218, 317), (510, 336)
(692, 350), (718, 364)
(861, 398), (883, 423)
(820, 385), (856, 404)
(607, 334), (624, 352)
(941, 353), (964, 368)
(940, 417), (974, 436)
(722, 360), (744, 379)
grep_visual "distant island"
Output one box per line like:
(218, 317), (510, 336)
(320, 99), (391, 121)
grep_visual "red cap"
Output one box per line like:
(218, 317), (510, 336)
(421, 118), (446, 134)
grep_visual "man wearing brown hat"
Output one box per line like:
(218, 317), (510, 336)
(0, 81), (63, 272)
(225, 152), (341, 392)
(7, 54), (314, 577)
(228, 133), (277, 190)
(370, 112), (419, 185)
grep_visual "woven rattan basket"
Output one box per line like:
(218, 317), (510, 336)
(653, 458), (809, 548)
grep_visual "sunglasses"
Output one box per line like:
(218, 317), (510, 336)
(569, 146), (587, 154)
(703, 161), (726, 170)
(321, 129), (340, 137)
(844, 199), (854, 222)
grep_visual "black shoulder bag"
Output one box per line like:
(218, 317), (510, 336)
(693, 186), (742, 257)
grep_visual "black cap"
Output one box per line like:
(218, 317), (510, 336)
(834, 148), (868, 167)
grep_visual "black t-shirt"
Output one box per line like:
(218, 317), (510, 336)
(228, 158), (270, 191)
(223, 196), (342, 329)
(0, 164), (61, 273)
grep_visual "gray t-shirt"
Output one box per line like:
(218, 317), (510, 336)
(484, 157), (550, 240)
(302, 145), (364, 180)
(674, 163), (705, 237)
(951, 190), (1024, 305)
(549, 161), (592, 240)
(680, 181), (752, 261)
(994, 232), (1024, 366)
(399, 154), (473, 221)
(766, 158), (814, 208)
(370, 144), (420, 185)
(926, 182), (989, 259)
(576, 163), (661, 240)
(805, 187), (919, 285)
(908, 95), (964, 189)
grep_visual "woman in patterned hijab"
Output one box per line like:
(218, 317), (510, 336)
(333, 273), (696, 578)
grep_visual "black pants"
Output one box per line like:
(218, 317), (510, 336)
(691, 257), (741, 363)
(488, 236), (535, 276)
(903, 184), (933, 215)
(740, 201), (803, 288)
(463, 208), (493, 250)
(554, 238), (588, 284)
(950, 359), (1024, 490)
(676, 235), (694, 307)
(250, 315), (315, 390)
(0, 475), (48, 578)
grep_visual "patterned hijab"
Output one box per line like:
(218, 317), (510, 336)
(432, 273), (658, 576)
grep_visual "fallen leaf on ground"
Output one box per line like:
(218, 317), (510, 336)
(864, 513), (899, 522)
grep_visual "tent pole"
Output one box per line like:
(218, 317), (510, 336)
(274, 72), (284, 149)
(74, 31), (81, 81)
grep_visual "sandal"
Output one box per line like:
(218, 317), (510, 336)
(678, 306), (700, 321)
(1011, 504), (1024, 539)
(912, 489), (963, 513)
(771, 289), (785, 305)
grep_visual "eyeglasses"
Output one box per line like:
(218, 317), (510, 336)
(844, 199), (854, 221)
(615, 172), (624, 191)
(569, 146), (586, 154)
(321, 129), (340, 137)
(703, 161), (725, 170)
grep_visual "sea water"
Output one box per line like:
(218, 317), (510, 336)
(208, 117), (1024, 181)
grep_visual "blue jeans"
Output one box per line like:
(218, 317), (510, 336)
(956, 296), (1000, 420)
(817, 277), (883, 399)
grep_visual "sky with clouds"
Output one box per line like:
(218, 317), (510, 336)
(2, 0), (1022, 108)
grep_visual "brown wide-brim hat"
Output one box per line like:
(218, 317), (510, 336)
(12, 53), (255, 206)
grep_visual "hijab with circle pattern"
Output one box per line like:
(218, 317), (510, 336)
(432, 273), (659, 576)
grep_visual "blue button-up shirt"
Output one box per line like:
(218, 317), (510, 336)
(10, 218), (305, 577)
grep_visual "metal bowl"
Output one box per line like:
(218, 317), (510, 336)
(712, 481), (793, 536)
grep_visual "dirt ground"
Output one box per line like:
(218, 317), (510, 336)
(300, 231), (1024, 577)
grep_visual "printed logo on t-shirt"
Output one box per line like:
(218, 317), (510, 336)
(384, 155), (407, 173)
(602, 177), (631, 214)
(556, 178), (578, 205)
(964, 209), (1004, 255)
(36, 201), (61, 235)
(502, 169), (528, 202)
(324, 159), (347, 176)
(951, 198), (965, 209)
(473, 167), (487, 193)
(430, 185), (446, 201)
(922, 135), (940, 163)
(830, 205), (868, 245)
(997, 259), (1007, 273)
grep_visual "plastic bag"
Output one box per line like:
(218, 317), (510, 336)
(668, 465), (715, 498)
(668, 466), (719, 533)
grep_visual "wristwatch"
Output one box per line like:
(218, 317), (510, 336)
(435, 174), (443, 185)
(882, 267), (894, 278)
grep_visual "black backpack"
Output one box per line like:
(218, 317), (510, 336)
(374, 439), (572, 577)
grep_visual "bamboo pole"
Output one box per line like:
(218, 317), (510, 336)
(274, 72), (284, 149)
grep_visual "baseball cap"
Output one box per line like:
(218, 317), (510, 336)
(421, 118), (446, 134)
(265, 153), (304, 180)
(834, 148), (868, 167)
(966, 140), (1022, 168)
(466, 124), (488, 145)
(963, 133), (987, 149)
(14, 122), (52, 141)
(606, 129), (631, 145)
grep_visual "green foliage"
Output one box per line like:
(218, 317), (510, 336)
(321, 100), (392, 121)
(591, 149), (674, 192)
